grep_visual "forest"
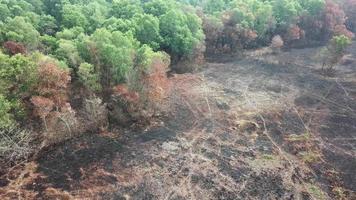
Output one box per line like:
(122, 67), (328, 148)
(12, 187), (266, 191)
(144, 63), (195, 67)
(0, 0), (356, 199)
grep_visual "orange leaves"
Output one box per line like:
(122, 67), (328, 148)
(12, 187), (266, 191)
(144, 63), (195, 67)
(286, 25), (303, 41)
(36, 61), (71, 108)
(30, 96), (54, 119)
(3, 41), (27, 55)
(113, 84), (140, 103)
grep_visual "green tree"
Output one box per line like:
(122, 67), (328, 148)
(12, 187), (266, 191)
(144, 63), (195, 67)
(55, 39), (82, 68)
(134, 14), (162, 50)
(61, 4), (87, 29)
(0, 16), (40, 49)
(111, 0), (143, 19)
(143, 0), (174, 17)
(78, 28), (137, 88)
(272, 0), (302, 26)
(159, 9), (204, 58)
(78, 62), (101, 92)
(38, 14), (58, 35)
(0, 3), (11, 21)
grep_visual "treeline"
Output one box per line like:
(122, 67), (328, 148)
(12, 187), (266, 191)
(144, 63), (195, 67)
(180, 0), (355, 53)
(0, 0), (354, 163)
(0, 0), (206, 161)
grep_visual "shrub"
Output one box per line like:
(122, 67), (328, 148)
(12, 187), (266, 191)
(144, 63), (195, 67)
(35, 61), (71, 108)
(78, 28), (136, 89)
(78, 62), (101, 92)
(0, 52), (37, 122)
(0, 95), (14, 128)
(3, 41), (27, 55)
(321, 35), (352, 71)
(0, 16), (40, 49)
(82, 97), (108, 130)
(271, 35), (284, 52)
(323, 0), (354, 39)
(285, 25), (304, 42)
(43, 103), (78, 145)
(30, 96), (54, 130)
(159, 9), (204, 61)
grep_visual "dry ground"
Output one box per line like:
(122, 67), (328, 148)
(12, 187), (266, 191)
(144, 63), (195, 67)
(1, 44), (356, 199)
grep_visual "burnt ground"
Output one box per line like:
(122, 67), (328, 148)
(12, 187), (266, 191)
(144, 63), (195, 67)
(1, 44), (356, 199)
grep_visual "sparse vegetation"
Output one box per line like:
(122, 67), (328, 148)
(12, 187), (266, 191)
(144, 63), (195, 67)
(320, 34), (352, 72)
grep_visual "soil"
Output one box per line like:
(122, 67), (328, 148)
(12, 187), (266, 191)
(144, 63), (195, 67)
(1, 44), (356, 199)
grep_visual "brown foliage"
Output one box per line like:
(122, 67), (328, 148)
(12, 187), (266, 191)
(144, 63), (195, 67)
(36, 61), (71, 108)
(271, 35), (284, 49)
(285, 25), (304, 42)
(323, 0), (354, 39)
(143, 57), (171, 106)
(299, 0), (354, 42)
(30, 96), (54, 120)
(3, 41), (27, 55)
(113, 84), (140, 103)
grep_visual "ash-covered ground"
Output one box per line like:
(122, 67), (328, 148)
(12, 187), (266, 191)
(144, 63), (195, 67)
(1, 44), (356, 200)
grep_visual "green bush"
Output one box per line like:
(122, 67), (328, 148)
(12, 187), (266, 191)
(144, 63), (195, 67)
(78, 62), (101, 92)
(159, 9), (204, 59)
(0, 16), (40, 49)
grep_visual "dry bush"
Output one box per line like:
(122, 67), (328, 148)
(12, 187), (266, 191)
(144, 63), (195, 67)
(285, 25), (304, 42)
(43, 103), (79, 146)
(141, 55), (171, 113)
(0, 124), (33, 164)
(270, 35), (284, 53)
(36, 61), (71, 108)
(3, 41), (27, 55)
(323, 0), (354, 39)
(31, 96), (54, 130)
(31, 61), (81, 146)
(299, 0), (354, 43)
(81, 96), (108, 130)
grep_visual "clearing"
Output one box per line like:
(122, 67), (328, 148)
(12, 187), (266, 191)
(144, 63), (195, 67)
(1, 44), (356, 200)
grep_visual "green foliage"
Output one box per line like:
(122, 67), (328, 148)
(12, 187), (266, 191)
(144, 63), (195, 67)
(82, 1), (109, 33)
(299, 0), (325, 16)
(159, 9), (204, 58)
(40, 34), (58, 52)
(143, 0), (174, 17)
(78, 28), (137, 86)
(0, 16), (40, 49)
(321, 35), (352, 70)
(78, 62), (101, 92)
(111, 0), (143, 19)
(330, 35), (352, 54)
(55, 39), (82, 68)
(62, 4), (87, 29)
(0, 3), (11, 21)
(272, 0), (303, 26)
(38, 14), (58, 35)
(203, 0), (226, 15)
(102, 17), (136, 33)
(0, 52), (38, 122)
(0, 94), (13, 128)
(229, 0), (275, 35)
(0, 52), (37, 97)
(134, 14), (162, 50)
